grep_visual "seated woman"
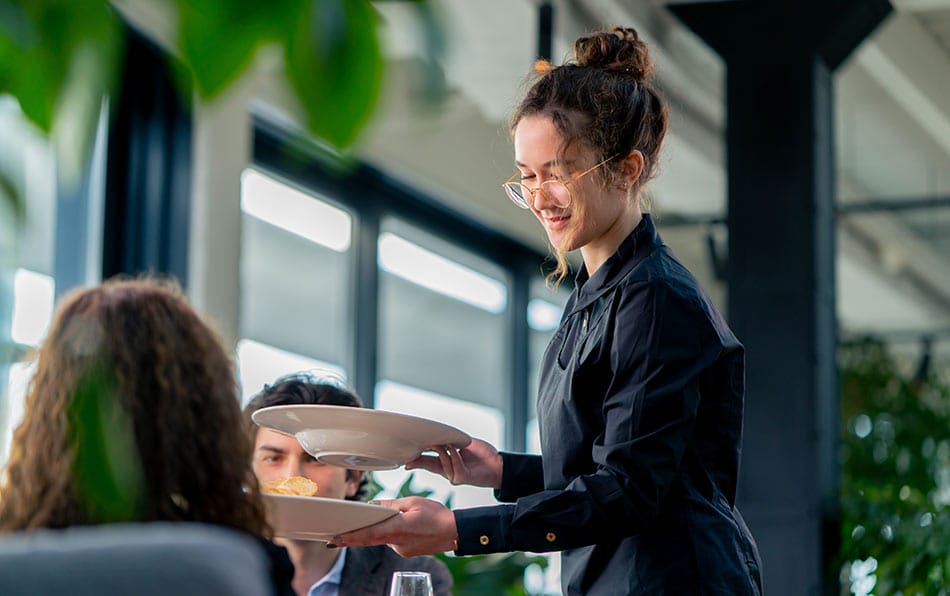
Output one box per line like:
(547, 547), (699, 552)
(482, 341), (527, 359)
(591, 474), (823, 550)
(0, 278), (293, 595)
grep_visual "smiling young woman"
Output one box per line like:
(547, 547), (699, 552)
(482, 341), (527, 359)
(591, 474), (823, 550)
(334, 27), (763, 596)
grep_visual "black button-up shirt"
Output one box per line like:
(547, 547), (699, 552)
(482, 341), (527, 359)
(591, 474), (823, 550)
(455, 215), (762, 595)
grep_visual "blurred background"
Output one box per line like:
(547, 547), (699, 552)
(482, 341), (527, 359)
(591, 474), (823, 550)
(1, 0), (948, 594)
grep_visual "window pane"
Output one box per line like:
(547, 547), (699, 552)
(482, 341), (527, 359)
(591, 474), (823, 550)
(0, 361), (35, 464)
(236, 338), (346, 405)
(377, 217), (509, 412)
(1, 98), (58, 468)
(374, 380), (503, 508)
(239, 169), (351, 388)
(11, 269), (55, 346)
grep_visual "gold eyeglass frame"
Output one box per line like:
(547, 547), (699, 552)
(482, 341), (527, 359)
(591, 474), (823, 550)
(502, 155), (616, 209)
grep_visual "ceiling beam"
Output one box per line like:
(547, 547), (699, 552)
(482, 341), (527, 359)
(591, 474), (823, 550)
(838, 195), (950, 214)
(854, 15), (950, 159)
(891, 0), (950, 11)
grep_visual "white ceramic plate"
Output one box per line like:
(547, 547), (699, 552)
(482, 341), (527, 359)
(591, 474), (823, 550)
(263, 494), (397, 541)
(252, 405), (472, 470)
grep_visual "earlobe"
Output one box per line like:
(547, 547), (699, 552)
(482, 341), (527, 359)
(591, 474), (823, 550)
(345, 470), (363, 498)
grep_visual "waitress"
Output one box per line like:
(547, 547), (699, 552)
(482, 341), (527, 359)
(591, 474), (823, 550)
(334, 26), (763, 595)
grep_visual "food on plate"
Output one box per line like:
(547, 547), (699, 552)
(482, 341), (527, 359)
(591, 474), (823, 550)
(262, 476), (318, 496)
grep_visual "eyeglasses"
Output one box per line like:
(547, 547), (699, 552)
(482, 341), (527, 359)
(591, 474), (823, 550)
(502, 156), (615, 209)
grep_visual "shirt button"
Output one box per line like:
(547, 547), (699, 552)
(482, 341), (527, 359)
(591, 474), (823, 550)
(479, 535), (490, 546)
(545, 532), (556, 543)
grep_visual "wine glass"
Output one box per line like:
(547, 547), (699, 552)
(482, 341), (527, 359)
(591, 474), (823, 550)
(389, 571), (433, 596)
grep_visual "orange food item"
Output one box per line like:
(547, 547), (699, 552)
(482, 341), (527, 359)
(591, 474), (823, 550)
(262, 476), (318, 496)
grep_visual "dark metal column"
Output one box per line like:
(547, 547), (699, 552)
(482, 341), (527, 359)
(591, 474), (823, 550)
(102, 26), (192, 283)
(350, 204), (381, 408)
(669, 1), (891, 594)
(506, 263), (531, 453)
(728, 56), (839, 594)
(537, 2), (554, 62)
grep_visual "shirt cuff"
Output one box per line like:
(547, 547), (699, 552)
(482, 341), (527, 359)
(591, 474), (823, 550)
(453, 505), (514, 555)
(494, 452), (543, 503)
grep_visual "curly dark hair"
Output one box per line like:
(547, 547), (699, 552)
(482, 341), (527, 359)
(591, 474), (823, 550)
(242, 373), (371, 501)
(512, 26), (669, 286)
(0, 278), (269, 538)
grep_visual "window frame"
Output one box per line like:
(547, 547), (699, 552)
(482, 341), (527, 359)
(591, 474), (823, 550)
(251, 116), (551, 452)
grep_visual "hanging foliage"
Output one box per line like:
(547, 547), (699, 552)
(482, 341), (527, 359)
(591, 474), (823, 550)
(0, 0), (440, 218)
(837, 338), (950, 594)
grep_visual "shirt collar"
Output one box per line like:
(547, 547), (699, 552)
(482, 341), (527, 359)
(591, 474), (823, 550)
(307, 547), (347, 596)
(568, 213), (663, 314)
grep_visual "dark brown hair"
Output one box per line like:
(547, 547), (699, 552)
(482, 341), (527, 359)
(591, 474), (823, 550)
(0, 278), (269, 537)
(512, 26), (669, 285)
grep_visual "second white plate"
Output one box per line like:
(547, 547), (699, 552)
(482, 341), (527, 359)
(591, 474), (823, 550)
(263, 494), (397, 541)
(252, 405), (471, 470)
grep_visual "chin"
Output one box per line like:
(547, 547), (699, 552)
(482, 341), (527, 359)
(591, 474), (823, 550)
(548, 233), (579, 253)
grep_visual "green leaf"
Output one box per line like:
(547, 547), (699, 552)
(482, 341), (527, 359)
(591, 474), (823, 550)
(437, 552), (548, 596)
(836, 338), (950, 592)
(0, 166), (23, 222)
(283, 0), (383, 149)
(0, 0), (119, 136)
(0, 2), (57, 131)
(176, 0), (303, 99)
(67, 362), (146, 523)
(362, 470), (384, 501)
(396, 472), (434, 499)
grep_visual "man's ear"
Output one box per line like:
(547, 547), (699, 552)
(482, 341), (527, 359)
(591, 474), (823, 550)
(345, 470), (363, 498)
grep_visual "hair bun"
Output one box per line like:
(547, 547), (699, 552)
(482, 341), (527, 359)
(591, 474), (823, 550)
(534, 59), (554, 74)
(574, 26), (653, 83)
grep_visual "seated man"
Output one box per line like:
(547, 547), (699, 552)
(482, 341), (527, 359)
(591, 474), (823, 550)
(243, 374), (452, 596)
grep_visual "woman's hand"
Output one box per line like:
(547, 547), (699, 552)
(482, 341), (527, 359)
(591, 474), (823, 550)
(406, 438), (503, 489)
(331, 497), (457, 558)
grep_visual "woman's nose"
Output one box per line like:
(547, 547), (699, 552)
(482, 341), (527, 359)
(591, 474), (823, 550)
(530, 185), (554, 211)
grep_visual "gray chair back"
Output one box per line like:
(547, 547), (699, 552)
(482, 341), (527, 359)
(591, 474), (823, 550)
(0, 522), (274, 596)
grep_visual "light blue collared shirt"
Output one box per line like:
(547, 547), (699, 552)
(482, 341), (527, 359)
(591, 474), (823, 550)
(307, 547), (347, 596)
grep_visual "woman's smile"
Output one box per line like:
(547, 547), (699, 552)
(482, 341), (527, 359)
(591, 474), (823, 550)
(541, 212), (571, 232)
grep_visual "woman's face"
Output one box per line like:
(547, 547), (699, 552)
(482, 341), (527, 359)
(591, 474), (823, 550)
(513, 114), (636, 263)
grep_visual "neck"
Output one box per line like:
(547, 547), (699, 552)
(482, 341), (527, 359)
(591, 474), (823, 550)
(581, 207), (642, 276)
(279, 538), (342, 596)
